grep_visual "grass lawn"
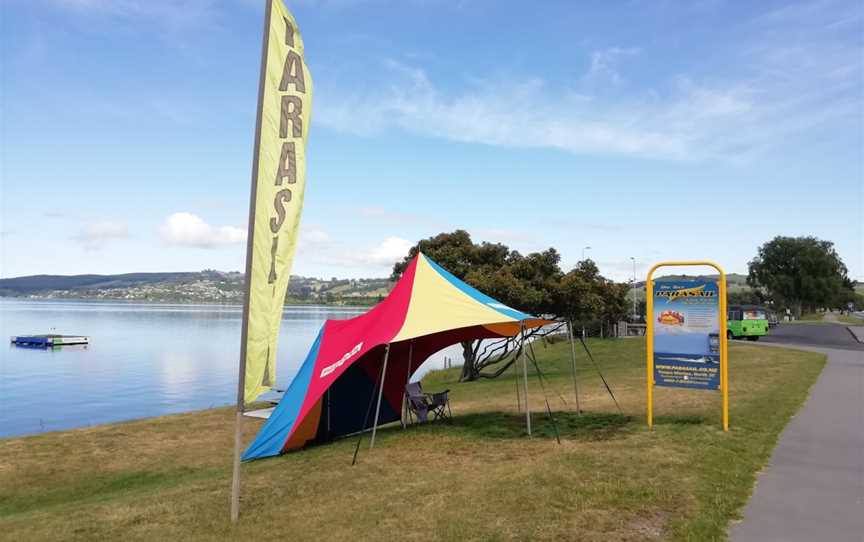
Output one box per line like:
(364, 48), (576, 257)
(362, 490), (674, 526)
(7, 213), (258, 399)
(796, 312), (826, 322)
(832, 314), (864, 325)
(791, 312), (864, 325)
(0, 339), (824, 541)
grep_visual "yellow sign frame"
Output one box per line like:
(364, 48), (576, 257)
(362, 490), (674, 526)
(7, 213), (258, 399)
(646, 261), (729, 432)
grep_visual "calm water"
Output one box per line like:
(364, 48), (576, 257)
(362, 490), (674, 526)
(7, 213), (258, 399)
(0, 299), (459, 438)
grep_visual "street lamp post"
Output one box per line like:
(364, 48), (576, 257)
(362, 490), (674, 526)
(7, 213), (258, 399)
(630, 257), (637, 321)
(582, 246), (592, 261)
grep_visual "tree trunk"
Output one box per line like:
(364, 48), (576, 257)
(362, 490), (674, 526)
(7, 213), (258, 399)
(793, 301), (802, 319)
(459, 340), (477, 381)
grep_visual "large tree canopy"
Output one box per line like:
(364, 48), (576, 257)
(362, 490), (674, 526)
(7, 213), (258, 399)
(747, 236), (854, 316)
(392, 230), (628, 380)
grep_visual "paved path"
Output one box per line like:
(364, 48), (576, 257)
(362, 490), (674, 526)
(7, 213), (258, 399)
(762, 322), (864, 351)
(729, 344), (864, 542)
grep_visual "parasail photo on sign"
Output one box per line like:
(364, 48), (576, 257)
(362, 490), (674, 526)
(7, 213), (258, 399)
(652, 279), (721, 389)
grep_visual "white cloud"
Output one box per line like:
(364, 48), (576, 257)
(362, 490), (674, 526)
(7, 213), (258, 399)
(582, 47), (640, 86)
(292, 224), (413, 274)
(363, 236), (412, 266)
(316, 5), (860, 163)
(159, 212), (245, 249)
(299, 224), (332, 246)
(72, 220), (129, 251)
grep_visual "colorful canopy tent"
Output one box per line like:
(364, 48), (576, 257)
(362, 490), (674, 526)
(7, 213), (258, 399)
(242, 253), (552, 461)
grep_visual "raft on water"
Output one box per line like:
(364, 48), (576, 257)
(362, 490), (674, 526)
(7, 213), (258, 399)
(10, 334), (90, 347)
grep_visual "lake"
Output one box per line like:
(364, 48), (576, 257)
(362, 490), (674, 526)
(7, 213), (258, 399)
(0, 299), (460, 438)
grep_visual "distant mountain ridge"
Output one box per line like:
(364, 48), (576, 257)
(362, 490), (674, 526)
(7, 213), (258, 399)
(0, 272), (224, 294)
(0, 271), (392, 305)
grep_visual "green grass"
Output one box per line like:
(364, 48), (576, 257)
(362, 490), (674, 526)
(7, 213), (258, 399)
(0, 339), (825, 541)
(832, 314), (864, 325)
(798, 312), (825, 321)
(790, 312), (864, 325)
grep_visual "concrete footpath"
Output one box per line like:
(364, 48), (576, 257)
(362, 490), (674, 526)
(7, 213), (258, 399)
(729, 345), (864, 542)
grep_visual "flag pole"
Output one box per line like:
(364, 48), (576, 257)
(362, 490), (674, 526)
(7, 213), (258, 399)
(231, 0), (274, 523)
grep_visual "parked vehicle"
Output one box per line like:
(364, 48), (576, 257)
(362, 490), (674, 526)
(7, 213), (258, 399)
(727, 305), (769, 341)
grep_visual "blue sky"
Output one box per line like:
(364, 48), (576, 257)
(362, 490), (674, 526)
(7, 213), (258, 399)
(1, 0), (861, 282)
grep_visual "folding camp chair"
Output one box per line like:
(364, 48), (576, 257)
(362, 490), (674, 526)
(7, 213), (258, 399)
(405, 382), (451, 424)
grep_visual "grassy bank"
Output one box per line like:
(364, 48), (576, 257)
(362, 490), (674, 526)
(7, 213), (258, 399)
(831, 314), (864, 325)
(792, 312), (863, 325)
(0, 339), (824, 541)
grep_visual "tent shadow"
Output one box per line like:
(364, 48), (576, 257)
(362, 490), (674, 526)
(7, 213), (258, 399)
(442, 411), (632, 442)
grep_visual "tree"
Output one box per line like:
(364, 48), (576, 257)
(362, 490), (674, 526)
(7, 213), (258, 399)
(393, 231), (627, 381)
(727, 289), (766, 307)
(747, 236), (853, 317)
(391, 230), (511, 281)
(394, 232), (526, 380)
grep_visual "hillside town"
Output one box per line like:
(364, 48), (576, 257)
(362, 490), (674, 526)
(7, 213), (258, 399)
(2, 272), (393, 305)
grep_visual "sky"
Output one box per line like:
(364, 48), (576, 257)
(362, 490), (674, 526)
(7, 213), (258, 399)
(1, 0), (862, 282)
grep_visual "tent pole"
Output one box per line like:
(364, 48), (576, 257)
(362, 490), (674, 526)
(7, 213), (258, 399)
(402, 341), (413, 429)
(567, 321), (581, 414)
(370, 344), (391, 449)
(514, 346), (521, 412)
(520, 322), (531, 437)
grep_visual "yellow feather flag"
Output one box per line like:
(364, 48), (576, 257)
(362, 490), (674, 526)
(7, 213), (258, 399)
(239, 0), (313, 406)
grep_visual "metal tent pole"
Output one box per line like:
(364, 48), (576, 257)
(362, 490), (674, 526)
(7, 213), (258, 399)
(520, 323), (531, 437)
(369, 344), (391, 449)
(567, 321), (581, 414)
(514, 348), (521, 412)
(401, 341), (413, 428)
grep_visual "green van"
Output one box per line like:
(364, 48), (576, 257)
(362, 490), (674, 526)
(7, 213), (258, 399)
(727, 305), (769, 341)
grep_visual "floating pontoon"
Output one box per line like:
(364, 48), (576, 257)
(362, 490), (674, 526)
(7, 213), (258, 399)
(10, 334), (90, 347)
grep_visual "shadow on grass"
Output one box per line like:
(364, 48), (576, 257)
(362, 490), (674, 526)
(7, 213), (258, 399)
(651, 415), (707, 426)
(445, 411), (632, 442)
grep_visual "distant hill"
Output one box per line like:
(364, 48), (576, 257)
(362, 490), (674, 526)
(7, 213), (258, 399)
(627, 273), (755, 303)
(0, 272), (214, 294)
(0, 271), (393, 305)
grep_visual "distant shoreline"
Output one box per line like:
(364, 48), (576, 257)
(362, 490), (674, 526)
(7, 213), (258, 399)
(0, 296), (377, 308)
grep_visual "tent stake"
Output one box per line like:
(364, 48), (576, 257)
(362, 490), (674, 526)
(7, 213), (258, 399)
(370, 344), (391, 449)
(520, 323), (531, 437)
(567, 321), (581, 414)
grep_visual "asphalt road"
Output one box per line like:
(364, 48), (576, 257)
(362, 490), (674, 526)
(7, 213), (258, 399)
(729, 327), (864, 542)
(760, 322), (864, 351)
